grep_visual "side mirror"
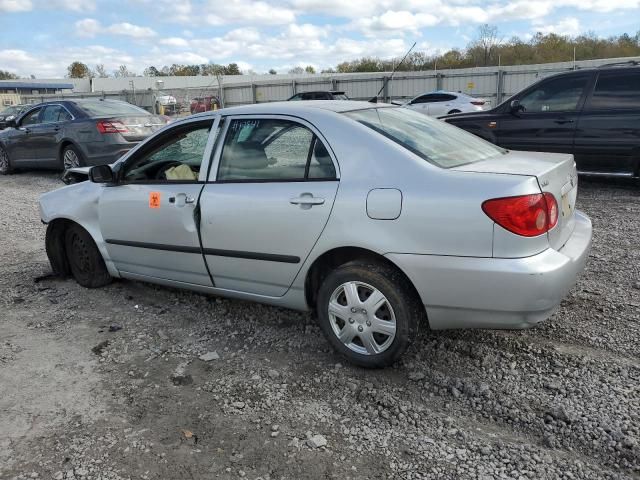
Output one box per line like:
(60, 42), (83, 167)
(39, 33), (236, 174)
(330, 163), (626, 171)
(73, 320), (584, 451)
(510, 100), (524, 113)
(89, 165), (115, 183)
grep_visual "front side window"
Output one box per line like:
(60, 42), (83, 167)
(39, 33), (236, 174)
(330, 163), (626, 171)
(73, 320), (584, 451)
(217, 118), (335, 181)
(21, 108), (41, 126)
(588, 72), (640, 110)
(124, 121), (214, 182)
(518, 75), (589, 112)
(344, 107), (504, 168)
(412, 95), (435, 104)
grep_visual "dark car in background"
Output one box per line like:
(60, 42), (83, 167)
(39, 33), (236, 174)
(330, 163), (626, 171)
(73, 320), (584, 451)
(0, 104), (28, 130)
(441, 63), (640, 177)
(288, 91), (349, 101)
(0, 99), (169, 175)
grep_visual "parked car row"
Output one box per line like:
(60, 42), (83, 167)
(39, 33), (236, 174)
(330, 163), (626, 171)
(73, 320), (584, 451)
(0, 99), (170, 174)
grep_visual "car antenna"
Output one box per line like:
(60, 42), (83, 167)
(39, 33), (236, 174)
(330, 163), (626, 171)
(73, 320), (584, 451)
(369, 41), (417, 103)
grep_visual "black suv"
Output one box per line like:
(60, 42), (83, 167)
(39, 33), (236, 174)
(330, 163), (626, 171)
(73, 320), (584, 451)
(287, 91), (349, 101)
(442, 62), (640, 177)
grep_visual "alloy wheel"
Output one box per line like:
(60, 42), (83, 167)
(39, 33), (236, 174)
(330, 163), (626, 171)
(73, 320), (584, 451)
(328, 281), (397, 355)
(0, 148), (9, 173)
(63, 149), (80, 170)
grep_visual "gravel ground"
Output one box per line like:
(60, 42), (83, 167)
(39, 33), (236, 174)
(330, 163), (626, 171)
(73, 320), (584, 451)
(0, 172), (638, 480)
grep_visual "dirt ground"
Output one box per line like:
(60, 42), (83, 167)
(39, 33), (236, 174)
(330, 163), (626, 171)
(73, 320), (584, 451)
(0, 172), (638, 480)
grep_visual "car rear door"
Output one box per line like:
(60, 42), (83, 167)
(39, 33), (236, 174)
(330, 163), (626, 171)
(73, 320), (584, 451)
(199, 115), (339, 297)
(493, 73), (591, 153)
(427, 94), (457, 116)
(573, 69), (640, 175)
(97, 118), (218, 285)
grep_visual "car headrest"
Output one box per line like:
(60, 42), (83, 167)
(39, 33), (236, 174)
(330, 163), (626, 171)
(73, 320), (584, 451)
(224, 141), (269, 170)
(315, 142), (333, 165)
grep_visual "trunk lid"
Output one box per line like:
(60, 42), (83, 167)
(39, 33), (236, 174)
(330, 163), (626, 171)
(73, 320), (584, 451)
(113, 115), (167, 141)
(453, 151), (578, 250)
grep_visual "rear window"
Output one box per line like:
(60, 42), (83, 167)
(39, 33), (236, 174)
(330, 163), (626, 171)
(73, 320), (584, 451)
(588, 71), (640, 110)
(343, 107), (505, 168)
(74, 100), (150, 117)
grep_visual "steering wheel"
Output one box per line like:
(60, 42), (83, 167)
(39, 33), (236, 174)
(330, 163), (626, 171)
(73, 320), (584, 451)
(154, 161), (183, 180)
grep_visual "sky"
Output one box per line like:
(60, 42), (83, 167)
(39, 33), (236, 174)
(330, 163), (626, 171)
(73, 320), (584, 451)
(0, 0), (639, 78)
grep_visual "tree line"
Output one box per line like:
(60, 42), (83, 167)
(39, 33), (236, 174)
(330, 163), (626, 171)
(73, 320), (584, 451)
(56, 26), (640, 79)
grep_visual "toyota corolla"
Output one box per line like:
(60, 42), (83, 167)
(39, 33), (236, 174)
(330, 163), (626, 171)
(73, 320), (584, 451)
(39, 101), (592, 367)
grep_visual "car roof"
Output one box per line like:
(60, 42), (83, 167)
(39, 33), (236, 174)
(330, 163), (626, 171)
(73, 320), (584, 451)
(191, 100), (391, 119)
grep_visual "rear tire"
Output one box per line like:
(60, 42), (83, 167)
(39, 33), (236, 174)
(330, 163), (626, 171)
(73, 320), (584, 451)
(64, 224), (112, 288)
(0, 145), (12, 175)
(61, 145), (85, 171)
(316, 260), (421, 368)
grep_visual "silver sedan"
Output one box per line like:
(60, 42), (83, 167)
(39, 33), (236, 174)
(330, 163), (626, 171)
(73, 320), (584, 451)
(39, 101), (592, 367)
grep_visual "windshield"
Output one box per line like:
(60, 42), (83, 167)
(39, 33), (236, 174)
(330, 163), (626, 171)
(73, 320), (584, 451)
(1, 106), (18, 115)
(74, 100), (150, 117)
(343, 107), (505, 168)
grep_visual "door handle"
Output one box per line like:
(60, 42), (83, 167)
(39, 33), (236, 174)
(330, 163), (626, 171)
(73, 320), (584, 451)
(169, 194), (196, 206)
(554, 119), (574, 125)
(290, 193), (325, 209)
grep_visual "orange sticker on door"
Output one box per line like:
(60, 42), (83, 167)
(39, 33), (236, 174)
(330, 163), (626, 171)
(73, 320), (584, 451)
(149, 191), (161, 209)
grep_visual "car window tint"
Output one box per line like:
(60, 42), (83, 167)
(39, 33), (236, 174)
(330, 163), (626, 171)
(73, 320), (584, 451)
(41, 105), (65, 123)
(345, 107), (505, 169)
(308, 138), (336, 179)
(74, 100), (149, 116)
(519, 75), (589, 112)
(124, 121), (213, 182)
(21, 108), (41, 125)
(589, 72), (640, 110)
(412, 95), (433, 104)
(441, 94), (457, 101)
(58, 108), (73, 122)
(218, 119), (315, 181)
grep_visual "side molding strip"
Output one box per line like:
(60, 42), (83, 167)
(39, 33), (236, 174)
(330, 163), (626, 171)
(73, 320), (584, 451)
(105, 239), (300, 264)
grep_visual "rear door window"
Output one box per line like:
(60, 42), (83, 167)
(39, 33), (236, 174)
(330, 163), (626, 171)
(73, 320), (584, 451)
(588, 71), (640, 110)
(217, 118), (335, 181)
(41, 105), (71, 123)
(518, 75), (590, 112)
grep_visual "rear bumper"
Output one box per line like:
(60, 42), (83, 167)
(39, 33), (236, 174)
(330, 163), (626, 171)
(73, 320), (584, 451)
(82, 141), (136, 166)
(386, 211), (592, 330)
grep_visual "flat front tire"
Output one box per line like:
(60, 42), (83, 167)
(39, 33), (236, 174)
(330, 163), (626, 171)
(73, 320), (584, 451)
(316, 260), (422, 368)
(64, 224), (112, 288)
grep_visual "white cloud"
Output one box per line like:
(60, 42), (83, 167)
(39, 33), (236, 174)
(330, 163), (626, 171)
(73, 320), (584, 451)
(51, 0), (96, 11)
(533, 17), (581, 36)
(159, 37), (190, 47)
(0, 0), (32, 11)
(105, 22), (157, 38)
(206, 0), (295, 25)
(74, 19), (157, 39)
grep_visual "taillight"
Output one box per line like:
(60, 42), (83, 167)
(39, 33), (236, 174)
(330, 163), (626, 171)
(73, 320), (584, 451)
(96, 120), (128, 134)
(471, 100), (485, 106)
(482, 193), (558, 237)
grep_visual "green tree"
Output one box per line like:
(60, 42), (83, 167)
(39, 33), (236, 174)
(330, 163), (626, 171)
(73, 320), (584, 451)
(0, 70), (18, 80)
(304, 65), (316, 74)
(268, 68), (277, 74)
(67, 61), (92, 78)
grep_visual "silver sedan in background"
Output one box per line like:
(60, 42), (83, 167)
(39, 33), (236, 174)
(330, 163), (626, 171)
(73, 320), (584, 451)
(39, 101), (592, 367)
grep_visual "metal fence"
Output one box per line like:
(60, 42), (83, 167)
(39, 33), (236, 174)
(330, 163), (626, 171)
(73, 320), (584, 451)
(19, 56), (640, 112)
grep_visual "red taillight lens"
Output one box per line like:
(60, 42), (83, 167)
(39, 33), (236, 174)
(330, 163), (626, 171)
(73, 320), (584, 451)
(96, 120), (128, 134)
(482, 193), (558, 237)
(471, 100), (485, 105)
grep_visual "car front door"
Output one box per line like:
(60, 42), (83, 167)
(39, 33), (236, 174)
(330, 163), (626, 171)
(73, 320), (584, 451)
(199, 116), (339, 297)
(427, 94), (456, 116)
(573, 70), (640, 175)
(97, 118), (218, 285)
(30, 104), (72, 165)
(493, 73), (591, 153)
(6, 107), (43, 164)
